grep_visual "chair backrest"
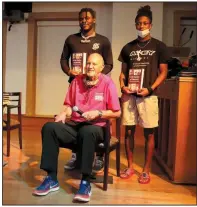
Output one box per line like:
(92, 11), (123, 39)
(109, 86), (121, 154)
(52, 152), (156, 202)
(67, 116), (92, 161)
(3, 92), (21, 107)
(3, 93), (10, 106)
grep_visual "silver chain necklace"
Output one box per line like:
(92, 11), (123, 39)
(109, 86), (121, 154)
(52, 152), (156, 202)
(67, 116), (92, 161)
(137, 38), (152, 49)
(81, 32), (96, 43)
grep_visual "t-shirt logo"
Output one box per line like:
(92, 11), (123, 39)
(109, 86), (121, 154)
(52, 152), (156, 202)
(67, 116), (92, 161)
(92, 43), (100, 50)
(137, 56), (142, 61)
(129, 50), (156, 61)
(95, 93), (104, 101)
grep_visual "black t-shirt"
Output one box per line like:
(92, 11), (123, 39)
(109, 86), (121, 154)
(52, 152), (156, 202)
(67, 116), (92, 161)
(118, 37), (170, 95)
(61, 33), (113, 83)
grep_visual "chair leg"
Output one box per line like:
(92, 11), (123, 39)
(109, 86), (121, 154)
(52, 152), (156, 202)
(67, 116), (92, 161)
(103, 152), (109, 191)
(19, 126), (22, 149)
(116, 144), (120, 177)
(7, 129), (11, 157)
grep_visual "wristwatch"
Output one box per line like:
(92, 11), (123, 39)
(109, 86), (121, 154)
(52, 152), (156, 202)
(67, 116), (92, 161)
(97, 110), (103, 118)
(147, 86), (153, 95)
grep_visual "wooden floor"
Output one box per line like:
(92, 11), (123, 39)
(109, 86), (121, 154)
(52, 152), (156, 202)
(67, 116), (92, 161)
(3, 117), (196, 205)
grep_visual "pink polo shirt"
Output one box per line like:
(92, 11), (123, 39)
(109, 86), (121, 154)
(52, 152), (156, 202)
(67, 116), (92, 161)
(64, 74), (120, 126)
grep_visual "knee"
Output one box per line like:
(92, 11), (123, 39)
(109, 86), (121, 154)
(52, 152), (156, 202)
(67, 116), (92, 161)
(79, 127), (93, 138)
(78, 126), (101, 142)
(125, 125), (136, 138)
(41, 122), (56, 134)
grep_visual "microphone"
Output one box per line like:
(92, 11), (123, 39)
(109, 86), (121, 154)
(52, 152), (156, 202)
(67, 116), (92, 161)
(177, 27), (186, 46)
(72, 106), (84, 116)
(72, 106), (92, 124)
(181, 30), (194, 47)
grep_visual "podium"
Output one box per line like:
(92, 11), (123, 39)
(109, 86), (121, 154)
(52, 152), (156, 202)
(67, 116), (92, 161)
(155, 77), (196, 184)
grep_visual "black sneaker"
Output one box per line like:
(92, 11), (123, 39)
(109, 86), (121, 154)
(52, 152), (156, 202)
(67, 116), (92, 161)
(92, 156), (104, 174)
(64, 153), (77, 170)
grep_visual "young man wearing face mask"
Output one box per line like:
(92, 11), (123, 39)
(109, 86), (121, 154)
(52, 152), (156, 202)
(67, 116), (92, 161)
(60, 8), (113, 174)
(118, 5), (170, 184)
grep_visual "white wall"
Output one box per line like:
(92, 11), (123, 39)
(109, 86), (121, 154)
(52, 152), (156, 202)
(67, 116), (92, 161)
(111, 2), (164, 96)
(33, 2), (113, 42)
(162, 2), (197, 46)
(36, 21), (79, 115)
(5, 23), (27, 114)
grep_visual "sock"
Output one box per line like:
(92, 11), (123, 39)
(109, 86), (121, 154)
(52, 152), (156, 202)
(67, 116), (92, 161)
(48, 171), (57, 182)
(82, 174), (91, 182)
(96, 152), (103, 157)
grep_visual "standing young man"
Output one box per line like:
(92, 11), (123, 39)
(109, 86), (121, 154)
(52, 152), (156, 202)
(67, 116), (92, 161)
(60, 8), (113, 173)
(119, 5), (170, 184)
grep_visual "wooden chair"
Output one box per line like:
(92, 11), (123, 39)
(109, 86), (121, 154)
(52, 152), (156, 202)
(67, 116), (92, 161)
(3, 92), (22, 157)
(95, 118), (121, 191)
(61, 118), (121, 191)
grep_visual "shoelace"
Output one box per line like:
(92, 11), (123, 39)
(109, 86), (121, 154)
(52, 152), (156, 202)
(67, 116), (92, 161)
(78, 183), (90, 194)
(95, 159), (103, 167)
(69, 155), (76, 162)
(38, 176), (51, 189)
(42, 176), (50, 182)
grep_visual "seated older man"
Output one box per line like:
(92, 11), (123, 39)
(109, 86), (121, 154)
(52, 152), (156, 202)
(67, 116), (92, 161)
(33, 53), (121, 202)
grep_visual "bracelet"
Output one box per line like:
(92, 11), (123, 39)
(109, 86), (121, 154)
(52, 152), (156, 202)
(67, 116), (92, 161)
(147, 87), (153, 95)
(97, 110), (103, 118)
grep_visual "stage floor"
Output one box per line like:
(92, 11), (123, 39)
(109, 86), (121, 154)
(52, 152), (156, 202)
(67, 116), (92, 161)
(2, 117), (196, 205)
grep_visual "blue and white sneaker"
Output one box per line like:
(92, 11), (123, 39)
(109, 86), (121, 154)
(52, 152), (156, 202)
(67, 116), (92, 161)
(33, 176), (59, 196)
(73, 180), (92, 202)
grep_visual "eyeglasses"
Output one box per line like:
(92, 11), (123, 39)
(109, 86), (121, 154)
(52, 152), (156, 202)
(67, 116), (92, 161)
(135, 22), (150, 26)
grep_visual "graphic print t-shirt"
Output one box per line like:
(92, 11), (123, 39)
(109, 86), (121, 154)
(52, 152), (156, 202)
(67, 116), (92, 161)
(61, 33), (113, 83)
(118, 38), (170, 95)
